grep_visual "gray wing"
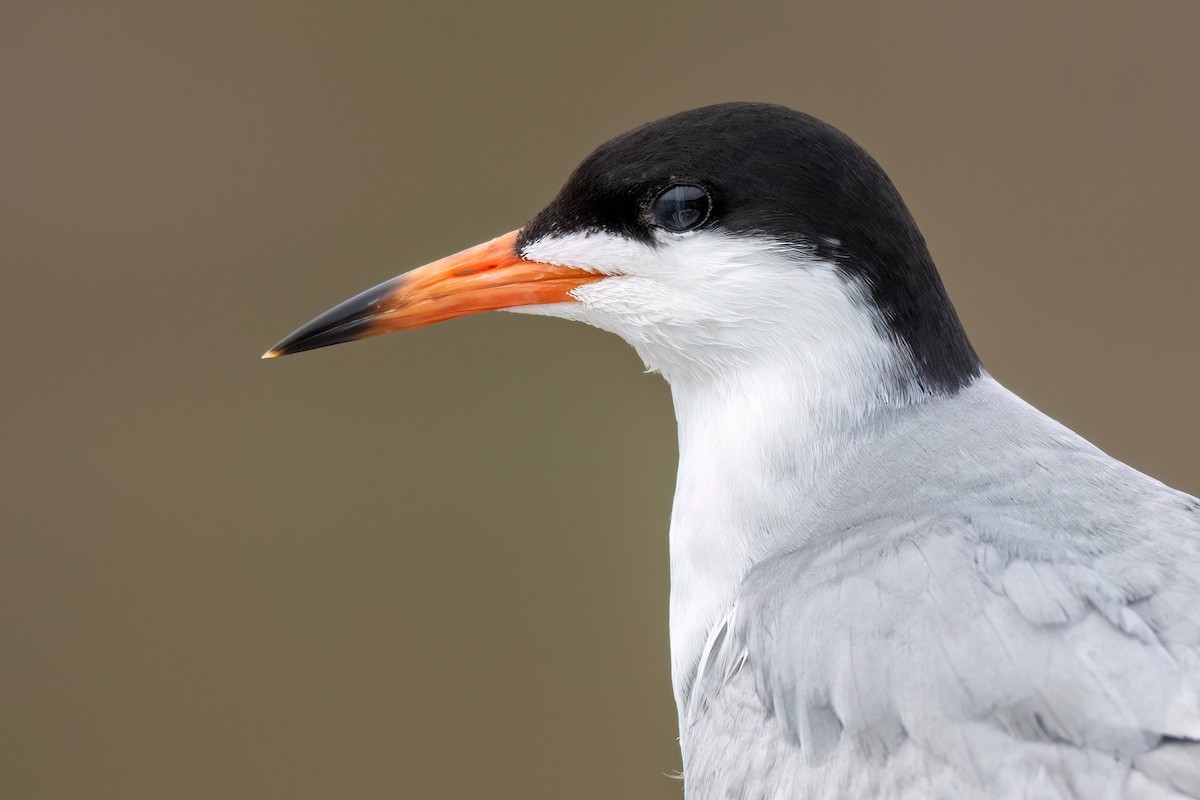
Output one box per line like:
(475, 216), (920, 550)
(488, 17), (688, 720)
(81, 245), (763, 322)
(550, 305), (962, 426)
(689, 481), (1200, 799)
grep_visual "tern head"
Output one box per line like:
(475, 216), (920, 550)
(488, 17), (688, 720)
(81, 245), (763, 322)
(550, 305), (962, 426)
(265, 103), (980, 396)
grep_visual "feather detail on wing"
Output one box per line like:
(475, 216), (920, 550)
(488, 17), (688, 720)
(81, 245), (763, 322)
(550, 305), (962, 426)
(689, 493), (1200, 798)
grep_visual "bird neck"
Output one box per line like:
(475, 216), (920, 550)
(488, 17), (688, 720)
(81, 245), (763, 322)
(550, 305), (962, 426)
(664, 340), (922, 717)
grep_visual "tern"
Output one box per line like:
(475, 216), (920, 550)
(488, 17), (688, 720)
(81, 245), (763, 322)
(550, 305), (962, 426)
(265, 103), (1200, 799)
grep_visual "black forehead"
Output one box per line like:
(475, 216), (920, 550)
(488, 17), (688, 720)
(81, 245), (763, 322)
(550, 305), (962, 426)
(518, 102), (922, 262)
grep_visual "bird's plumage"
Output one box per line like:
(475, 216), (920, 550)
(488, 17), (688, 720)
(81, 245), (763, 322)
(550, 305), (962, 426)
(519, 105), (1200, 798)
(683, 377), (1200, 799)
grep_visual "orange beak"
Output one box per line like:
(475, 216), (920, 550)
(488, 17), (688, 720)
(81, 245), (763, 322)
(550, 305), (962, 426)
(263, 230), (603, 358)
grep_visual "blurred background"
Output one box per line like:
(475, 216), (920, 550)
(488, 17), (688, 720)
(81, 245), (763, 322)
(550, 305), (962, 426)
(4, 2), (1199, 798)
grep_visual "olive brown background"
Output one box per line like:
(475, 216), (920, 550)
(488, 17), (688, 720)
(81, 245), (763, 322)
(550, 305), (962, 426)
(5, 2), (1199, 798)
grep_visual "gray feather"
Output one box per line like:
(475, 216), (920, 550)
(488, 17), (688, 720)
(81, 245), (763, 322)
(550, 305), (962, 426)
(682, 379), (1200, 799)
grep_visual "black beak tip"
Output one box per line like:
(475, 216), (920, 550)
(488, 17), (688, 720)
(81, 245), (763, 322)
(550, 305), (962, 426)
(260, 277), (403, 361)
(261, 316), (376, 360)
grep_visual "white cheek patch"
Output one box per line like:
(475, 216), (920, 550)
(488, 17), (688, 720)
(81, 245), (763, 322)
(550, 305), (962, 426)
(511, 229), (908, 388)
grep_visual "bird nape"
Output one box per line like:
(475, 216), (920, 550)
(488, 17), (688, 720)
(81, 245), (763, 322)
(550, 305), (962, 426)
(265, 103), (1200, 800)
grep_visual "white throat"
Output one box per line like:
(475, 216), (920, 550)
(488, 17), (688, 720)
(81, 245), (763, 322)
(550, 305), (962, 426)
(514, 230), (921, 715)
(665, 339), (917, 717)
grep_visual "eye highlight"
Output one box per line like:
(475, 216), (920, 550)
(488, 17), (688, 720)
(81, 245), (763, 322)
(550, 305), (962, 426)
(650, 184), (711, 232)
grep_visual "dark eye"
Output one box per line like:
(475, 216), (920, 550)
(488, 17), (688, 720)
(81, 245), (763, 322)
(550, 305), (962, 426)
(651, 184), (711, 232)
